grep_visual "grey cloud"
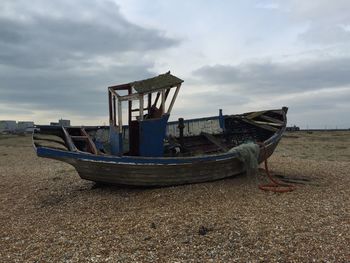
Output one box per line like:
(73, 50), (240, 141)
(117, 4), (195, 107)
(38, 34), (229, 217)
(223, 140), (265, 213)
(281, 90), (350, 114)
(181, 91), (250, 108)
(0, 64), (154, 116)
(299, 25), (350, 44)
(284, 1), (350, 45)
(171, 91), (251, 120)
(193, 57), (350, 93)
(285, 90), (350, 128)
(0, 7), (178, 69)
(0, 0), (179, 120)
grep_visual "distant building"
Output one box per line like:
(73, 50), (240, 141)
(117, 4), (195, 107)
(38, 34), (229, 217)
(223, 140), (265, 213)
(0, 120), (17, 133)
(58, 119), (70, 126)
(17, 121), (34, 132)
(286, 125), (300, 132)
(50, 119), (71, 126)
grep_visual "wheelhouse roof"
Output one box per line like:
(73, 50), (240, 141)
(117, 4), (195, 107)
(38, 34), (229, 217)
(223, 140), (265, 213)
(131, 71), (183, 94)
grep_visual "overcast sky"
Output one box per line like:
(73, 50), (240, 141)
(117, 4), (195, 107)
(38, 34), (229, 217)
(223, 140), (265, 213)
(1, 0), (349, 128)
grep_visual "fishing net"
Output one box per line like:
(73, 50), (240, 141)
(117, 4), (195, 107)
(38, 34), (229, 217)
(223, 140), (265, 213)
(228, 142), (260, 175)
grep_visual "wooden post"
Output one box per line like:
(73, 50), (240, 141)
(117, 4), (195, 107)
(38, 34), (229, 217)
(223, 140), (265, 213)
(161, 89), (165, 115)
(113, 95), (116, 126)
(139, 94), (144, 120)
(148, 93), (152, 115)
(128, 86), (132, 125)
(153, 91), (160, 107)
(167, 85), (181, 114)
(118, 100), (122, 133)
(108, 90), (113, 125)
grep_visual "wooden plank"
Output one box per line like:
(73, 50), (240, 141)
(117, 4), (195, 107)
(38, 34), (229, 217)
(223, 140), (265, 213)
(118, 100), (122, 133)
(242, 118), (278, 132)
(260, 115), (284, 125)
(113, 96), (116, 126)
(131, 107), (150, 112)
(108, 91), (113, 125)
(139, 94), (144, 120)
(119, 93), (140, 101)
(246, 111), (266, 120)
(201, 132), (229, 152)
(81, 128), (98, 155)
(253, 120), (283, 127)
(61, 126), (78, 151)
(161, 89), (165, 114)
(108, 83), (131, 90)
(167, 85), (181, 114)
(37, 133), (280, 186)
(148, 93), (152, 115)
(271, 110), (283, 115)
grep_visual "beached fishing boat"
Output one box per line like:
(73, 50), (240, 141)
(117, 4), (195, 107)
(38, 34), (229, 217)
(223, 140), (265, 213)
(33, 72), (288, 186)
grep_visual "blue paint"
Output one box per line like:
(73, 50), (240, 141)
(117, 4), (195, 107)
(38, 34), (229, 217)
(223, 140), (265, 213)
(36, 146), (240, 165)
(94, 141), (104, 151)
(139, 114), (169, 157)
(109, 125), (123, 155)
(35, 125), (282, 165)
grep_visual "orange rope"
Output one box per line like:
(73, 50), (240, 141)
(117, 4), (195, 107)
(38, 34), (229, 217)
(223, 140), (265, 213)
(258, 142), (296, 193)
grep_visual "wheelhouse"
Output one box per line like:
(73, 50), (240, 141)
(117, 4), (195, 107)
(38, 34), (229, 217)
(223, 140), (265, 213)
(108, 72), (183, 157)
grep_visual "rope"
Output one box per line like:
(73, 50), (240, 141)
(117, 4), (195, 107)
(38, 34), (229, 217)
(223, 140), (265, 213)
(257, 142), (296, 193)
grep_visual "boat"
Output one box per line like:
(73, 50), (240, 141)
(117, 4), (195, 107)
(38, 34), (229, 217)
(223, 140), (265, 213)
(33, 72), (288, 186)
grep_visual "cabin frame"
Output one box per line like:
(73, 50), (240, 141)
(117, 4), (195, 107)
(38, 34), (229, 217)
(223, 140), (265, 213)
(107, 72), (184, 156)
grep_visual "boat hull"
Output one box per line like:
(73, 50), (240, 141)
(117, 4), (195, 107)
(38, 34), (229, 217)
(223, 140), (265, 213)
(33, 107), (286, 186)
(36, 138), (279, 186)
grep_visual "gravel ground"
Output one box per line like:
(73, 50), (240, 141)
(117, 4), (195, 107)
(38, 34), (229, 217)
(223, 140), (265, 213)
(0, 132), (349, 262)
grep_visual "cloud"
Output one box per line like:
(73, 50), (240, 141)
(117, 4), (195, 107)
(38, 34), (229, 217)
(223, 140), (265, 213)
(192, 56), (350, 128)
(172, 90), (251, 120)
(0, 0), (178, 69)
(0, 63), (155, 117)
(299, 24), (350, 45)
(0, 0), (180, 123)
(277, 87), (350, 128)
(284, 1), (350, 45)
(193, 57), (350, 93)
(255, 2), (280, 10)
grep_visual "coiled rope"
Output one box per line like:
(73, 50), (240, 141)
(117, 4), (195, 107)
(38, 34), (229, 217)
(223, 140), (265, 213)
(258, 142), (296, 193)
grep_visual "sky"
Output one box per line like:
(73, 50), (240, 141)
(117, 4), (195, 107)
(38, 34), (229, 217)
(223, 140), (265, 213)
(0, 0), (349, 128)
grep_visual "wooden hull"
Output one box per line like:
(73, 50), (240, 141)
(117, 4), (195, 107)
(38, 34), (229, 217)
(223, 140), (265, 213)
(33, 108), (286, 186)
(69, 155), (245, 186)
(80, 144), (277, 186)
(35, 135), (280, 186)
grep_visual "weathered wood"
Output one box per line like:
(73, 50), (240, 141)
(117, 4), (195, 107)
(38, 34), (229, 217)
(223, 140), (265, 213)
(161, 89), (165, 114)
(61, 127), (78, 151)
(81, 128), (98, 155)
(108, 91), (113, 125)
(252, 120), (283, 127)
(33, 134), (65, 145)
(242, 118), (278, 132)
(260, 115), (284, 125)
(113, 95), (116, 126)
(167, 85), (181, 114)
(119, 93), (140, 101)
(118, 100), (122, 133)
(139, 94), (144, 120)
(246, 111), (266, 120)
(72, 156), (246, 186)
(34, 107), (287, 186)
(201, 132), (229, 152)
